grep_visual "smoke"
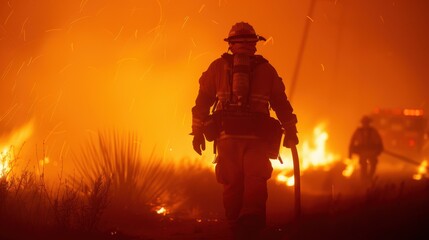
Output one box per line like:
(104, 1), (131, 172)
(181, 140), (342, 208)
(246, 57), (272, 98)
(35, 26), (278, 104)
(1, 0), (428, 172)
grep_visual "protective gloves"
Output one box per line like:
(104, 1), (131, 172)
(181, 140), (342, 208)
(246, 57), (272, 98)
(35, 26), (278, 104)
(192, 133), (206, 155)
(283, 125), (299, 148)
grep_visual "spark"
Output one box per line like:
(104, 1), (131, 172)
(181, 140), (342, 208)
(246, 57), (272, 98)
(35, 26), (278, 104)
(1, 60), (13, 82)
(211, 19), (219, 25)
(306, 16), (314, 22)
(147, 25), (161, 34)
(59, 64), (72, 74)
(49, 91), (63, 122)
(20, 17), (29, 41)
(156, 0), (163, 25)
(379, 15), (385, 24)
(45, 122), (64, 143)
(114, 25), (124, 41)
(69, 16), (91, 26)
(29, 82), (37, 96)
(198, 4), (206, 13)
(321, 63), (325, 71)
(187, 50), (192, 65)
(117, 58), (139, 65)
(0, 104), (18, 122)
(45, 28), (63, 32)
(68, 16), (91, 32)
(71, 42), (74, 51)
(4, 106), (20, 126)
(95, 6), (107, 16)
(20, 17), (29, 31)
(147, 24), (164, 51)
(190, 37), (197, 47)
(30, 55), (44, 64)
(134, 29), (138, 39)
(263, 36), (273, 46)
(139, 64), (153, 81)
(80, 0), (88, 13)
(181, 16), (190, 29)
(11, 78), (16, 93)
(4, 10), (14, 25)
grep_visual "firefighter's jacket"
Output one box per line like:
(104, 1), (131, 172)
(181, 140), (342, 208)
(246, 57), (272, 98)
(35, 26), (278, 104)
(349, 126), (384, 157)
(192, 53), (296, 136)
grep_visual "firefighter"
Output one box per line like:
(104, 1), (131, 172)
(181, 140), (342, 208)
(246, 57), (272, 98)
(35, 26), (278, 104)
(191, 22), (299, 240)
(349, 116), (384, 181)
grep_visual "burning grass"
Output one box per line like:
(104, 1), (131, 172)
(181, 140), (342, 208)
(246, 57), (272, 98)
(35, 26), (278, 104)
(0, 129), (223, 239)
(1, 128), (428, 239)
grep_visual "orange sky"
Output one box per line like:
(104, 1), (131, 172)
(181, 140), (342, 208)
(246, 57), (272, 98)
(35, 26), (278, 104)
(1, 0), (428, 171)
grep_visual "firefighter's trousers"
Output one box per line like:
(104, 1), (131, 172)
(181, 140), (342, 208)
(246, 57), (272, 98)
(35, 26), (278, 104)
(359, 154), (379, 180)
(215, 137), (273, 229)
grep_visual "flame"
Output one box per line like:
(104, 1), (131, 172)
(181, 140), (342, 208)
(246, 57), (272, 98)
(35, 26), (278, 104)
(0, 121), (34, 178)
(276, 174), (295, 186)
(0, 147), (13, 178)
(413, 159), (428, 180)
(342, 157), (358, 177)
(274, 123), (341, 186)
(39, 157), (50, 166)
(156, 206), (168, 215)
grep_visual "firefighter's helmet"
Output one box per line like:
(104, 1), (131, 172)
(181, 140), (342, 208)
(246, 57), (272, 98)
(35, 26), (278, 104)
(224, 22), (266, 43)
(361, 116), (372, 125)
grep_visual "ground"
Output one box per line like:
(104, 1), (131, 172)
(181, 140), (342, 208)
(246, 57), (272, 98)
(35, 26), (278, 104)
(1, 156), (429, 240)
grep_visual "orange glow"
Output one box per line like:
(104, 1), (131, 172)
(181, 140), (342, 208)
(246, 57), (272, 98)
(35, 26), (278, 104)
(273, 123), (341, 186)
(413, 159), (428, 180)
(0, 147), (12, 178)
(0, 121), (34, 178)
(156, 206), (168, 216)
(403, 109), (424, 116)
(342, 157), (358, 177)
(0, 0), (427, 186)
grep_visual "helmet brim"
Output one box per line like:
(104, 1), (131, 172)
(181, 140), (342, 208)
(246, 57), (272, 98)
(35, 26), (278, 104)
(224, 35), (266, 43)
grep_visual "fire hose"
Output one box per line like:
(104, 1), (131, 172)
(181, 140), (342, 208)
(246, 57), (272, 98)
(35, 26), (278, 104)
(291, 145), (301, 220)
(383, 150), (421, 166)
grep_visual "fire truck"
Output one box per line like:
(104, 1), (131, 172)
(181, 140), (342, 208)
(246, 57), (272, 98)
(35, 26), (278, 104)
(369, 108), (428, 162)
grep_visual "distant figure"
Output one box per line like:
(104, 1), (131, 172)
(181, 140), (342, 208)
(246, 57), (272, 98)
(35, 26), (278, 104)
(349, 116), (384, 181)
(191, 22), (299, 240)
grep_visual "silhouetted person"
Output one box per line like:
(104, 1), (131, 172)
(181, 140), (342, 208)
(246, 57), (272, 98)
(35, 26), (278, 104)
(191, 22), (299, 240)
(349, 116), (384, 181)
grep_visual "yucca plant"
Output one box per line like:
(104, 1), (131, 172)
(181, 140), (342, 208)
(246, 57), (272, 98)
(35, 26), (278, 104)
(72, 129), (177, 218)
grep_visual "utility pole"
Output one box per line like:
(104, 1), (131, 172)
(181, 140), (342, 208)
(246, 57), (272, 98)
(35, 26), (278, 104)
(288, 0), (316, 102)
